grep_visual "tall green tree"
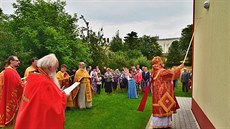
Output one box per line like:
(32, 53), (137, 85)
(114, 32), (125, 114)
(166, 40), (182, 67)
(107, 50), (151, 70)
(87, 30), (108, 67)
(139, 35), (162, 60)
(11, 0), (91, 68)
(124, 31), (140, 50)
(107, 51), (129, 69)
(110, 31), (123, 52)
(179, 24), (193, 65)
(0, 10), (30, 75)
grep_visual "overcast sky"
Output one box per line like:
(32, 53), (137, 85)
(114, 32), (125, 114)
(0, 0), (193, 39)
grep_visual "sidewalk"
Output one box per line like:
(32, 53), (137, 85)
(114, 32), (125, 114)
(146, 97), (200, 129)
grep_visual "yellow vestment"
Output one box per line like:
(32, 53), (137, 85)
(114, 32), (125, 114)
(73, 69), (92, 103)
(24, 66), (37, 78)
(56, 71), (74, 108)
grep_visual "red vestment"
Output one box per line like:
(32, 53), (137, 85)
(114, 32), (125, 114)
(138, 64), (182, 117)
(0, 67), (23, 127)
(151, 64), (181, 117)
(15, 69), (66, 129)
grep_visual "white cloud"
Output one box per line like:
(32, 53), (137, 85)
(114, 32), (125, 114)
(84, 13), (192, 39)
(0, 0), (193, 39)
(66, 0), (193, 39)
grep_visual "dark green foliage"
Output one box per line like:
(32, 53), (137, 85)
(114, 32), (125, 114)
(1, 0), (91, 75)
(165, 24), (193, 67)
(179, 24), (193, 65)
(0, 0), (192, 76)
(124, 31), (140, 50)
(166, 40), (182, 67)
(108, 32), (162, 69)
(107, 50), (151, 70)
(87, 30), (108, 67)
(107, 51), (130, 69)
(0, 11), (30, 75)
(139, 35), (162, 60)
(12, 0), (90, 63)
(109, 32), (123, 52)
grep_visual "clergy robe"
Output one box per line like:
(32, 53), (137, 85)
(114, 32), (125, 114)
(151, 64), (182, 128)
(24, 66), (37, 78)
(15, 69), (66, 129)
(56, 71), (74, 107)
(0, 67), (23, 127)
(73, 68), (92, 109)
(138, 64), (183, 128)
(151, 64), (182, 116)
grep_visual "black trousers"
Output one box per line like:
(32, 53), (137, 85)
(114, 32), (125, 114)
(105, 81), (112, 93)
(97, 84), (101, 94)
(182, 82), (188, 92)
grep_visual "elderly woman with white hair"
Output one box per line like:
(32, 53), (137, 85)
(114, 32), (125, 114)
(15, 54), (67, 129)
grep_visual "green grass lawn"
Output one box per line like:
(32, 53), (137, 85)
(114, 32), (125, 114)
(174, 80), (191, 97)
(65, 82), (191, 129)
(65, 90), (152, 129)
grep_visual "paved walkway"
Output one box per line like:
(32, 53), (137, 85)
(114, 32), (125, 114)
(146, 97), (200, 129)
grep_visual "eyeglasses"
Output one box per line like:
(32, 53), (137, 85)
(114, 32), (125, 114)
(13, 59), (20, 62)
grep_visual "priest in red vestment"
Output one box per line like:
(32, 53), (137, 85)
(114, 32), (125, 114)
(15, 54), (67, 129)
(138, 56), (184, 128)
(0, 56), (23, 128)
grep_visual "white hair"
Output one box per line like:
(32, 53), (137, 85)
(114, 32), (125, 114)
(79, 61), (86, 70)
(37, 53), (58, 69)
(37, 54), (60, 88)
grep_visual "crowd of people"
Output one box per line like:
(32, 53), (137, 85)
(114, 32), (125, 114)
(83, 65), (151, 99)
(56, 64), (152, 100)
(0, 53), (191, 129)
(0, 53), (152, 129)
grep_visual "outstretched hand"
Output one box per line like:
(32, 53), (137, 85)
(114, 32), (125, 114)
(179, 63), (184, 69)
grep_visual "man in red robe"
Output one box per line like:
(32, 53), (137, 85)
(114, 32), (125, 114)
(0, 56), (23, 128)
(138, 56), (184, 128)
(15, 54), (66, 129)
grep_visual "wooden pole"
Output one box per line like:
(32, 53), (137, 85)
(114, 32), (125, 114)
(182, 32), (194, 64)
(182, 15), (203, 64)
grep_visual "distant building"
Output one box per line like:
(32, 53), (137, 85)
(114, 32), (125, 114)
(157, 37), (180, 54)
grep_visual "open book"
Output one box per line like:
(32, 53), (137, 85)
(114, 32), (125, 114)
(21, 77), (27, 81)
(63, 82), (80, 95)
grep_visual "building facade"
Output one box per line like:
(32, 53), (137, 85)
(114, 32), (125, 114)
(192, 0), (230, 129)
(157, 37), (180, 54)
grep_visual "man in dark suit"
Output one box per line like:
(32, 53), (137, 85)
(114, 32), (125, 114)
(181, 68), (190, 92)
(141, 67), (150, 92)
